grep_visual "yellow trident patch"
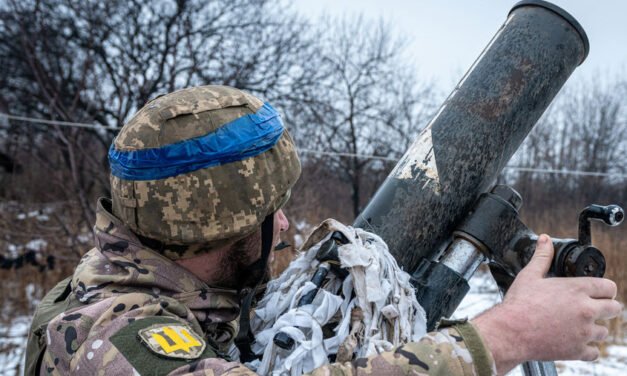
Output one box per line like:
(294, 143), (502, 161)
(138, 323), (206, 359)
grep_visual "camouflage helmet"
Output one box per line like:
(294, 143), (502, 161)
(108, 85), (301, 260)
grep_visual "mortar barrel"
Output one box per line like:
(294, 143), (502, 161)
(353, 0), (589, 272)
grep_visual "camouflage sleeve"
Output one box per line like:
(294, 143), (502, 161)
(170, 321), (496, 376)
(306, 321), (496, 376)
(167, 359), (257, 375)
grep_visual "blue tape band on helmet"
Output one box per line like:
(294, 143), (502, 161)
(109, 103), (284, 180)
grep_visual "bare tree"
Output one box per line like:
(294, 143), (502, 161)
(291, 16), (436, 218)
(0, 0), (316, 259)
(510, 76), (627, 208)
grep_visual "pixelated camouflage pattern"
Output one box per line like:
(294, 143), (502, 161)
(110, 85), (301, 259)
(38, 200), (496, 375)
(40, 199), (244, 375)
(114, 86), (264, 150)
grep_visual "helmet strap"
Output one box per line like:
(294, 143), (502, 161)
(240, 213), (274, 286)
(259, 213), (275, 274)
(236, 213), (274, 362)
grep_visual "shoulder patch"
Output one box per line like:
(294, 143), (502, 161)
(110, 317), (218, 376)
(138, 323), (205, 359)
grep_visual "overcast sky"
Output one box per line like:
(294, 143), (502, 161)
(293, 0), (627, 91)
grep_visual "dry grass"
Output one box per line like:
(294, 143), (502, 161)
(0, 263), (73, 321)
(2, 183), (625, 347)
(0, 201), (85, 324)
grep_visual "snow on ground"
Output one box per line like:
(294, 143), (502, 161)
(76, 233), (92, 244)
(24, 239), (47, 252)
(0, 316), (29, 375)
(293, 220), (313, 248)
(16, 209), (50, 222)
(455, 271), (627, 376)
(0, 272), (624, 375)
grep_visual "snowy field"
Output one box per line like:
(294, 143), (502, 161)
(1, 272), (624, 375)
(0, 316), (29, 375)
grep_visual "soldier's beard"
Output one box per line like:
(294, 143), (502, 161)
(218, 231), (269, 291)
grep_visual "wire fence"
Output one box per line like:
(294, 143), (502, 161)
(2, 112), (626, 179)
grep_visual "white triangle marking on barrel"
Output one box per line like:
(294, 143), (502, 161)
(392, 126), (440, 189)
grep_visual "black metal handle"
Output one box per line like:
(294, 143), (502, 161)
(273, 263), (333, 350)
(297, 264), (331, 306)
(578, 204), (624, 245)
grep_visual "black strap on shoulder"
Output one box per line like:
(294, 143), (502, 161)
(235, 290), (257, 362)
(236, 214), (274, 363)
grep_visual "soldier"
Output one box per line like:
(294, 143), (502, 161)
(25, 86), (621, 375)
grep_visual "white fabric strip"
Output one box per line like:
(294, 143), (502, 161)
(248, 219), (427, 375)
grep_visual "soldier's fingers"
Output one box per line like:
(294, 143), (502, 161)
(521, 234), (554, 278)
(590, 325), (609, 342)
(593, 299), (623, 320)
(577, 278), (618, 299)
(580, 345), (600, 361)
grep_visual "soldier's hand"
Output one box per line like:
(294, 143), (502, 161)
(473, 234), (623, 375)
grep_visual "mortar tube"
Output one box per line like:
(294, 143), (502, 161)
(354, 0), (589, 274)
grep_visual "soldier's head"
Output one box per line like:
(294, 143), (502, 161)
(108, 85), (301, 289)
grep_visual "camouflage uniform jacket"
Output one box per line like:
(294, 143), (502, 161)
(39, 198), (496, 375)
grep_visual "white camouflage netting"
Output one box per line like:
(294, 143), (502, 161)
(248, 219), (427, 375)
